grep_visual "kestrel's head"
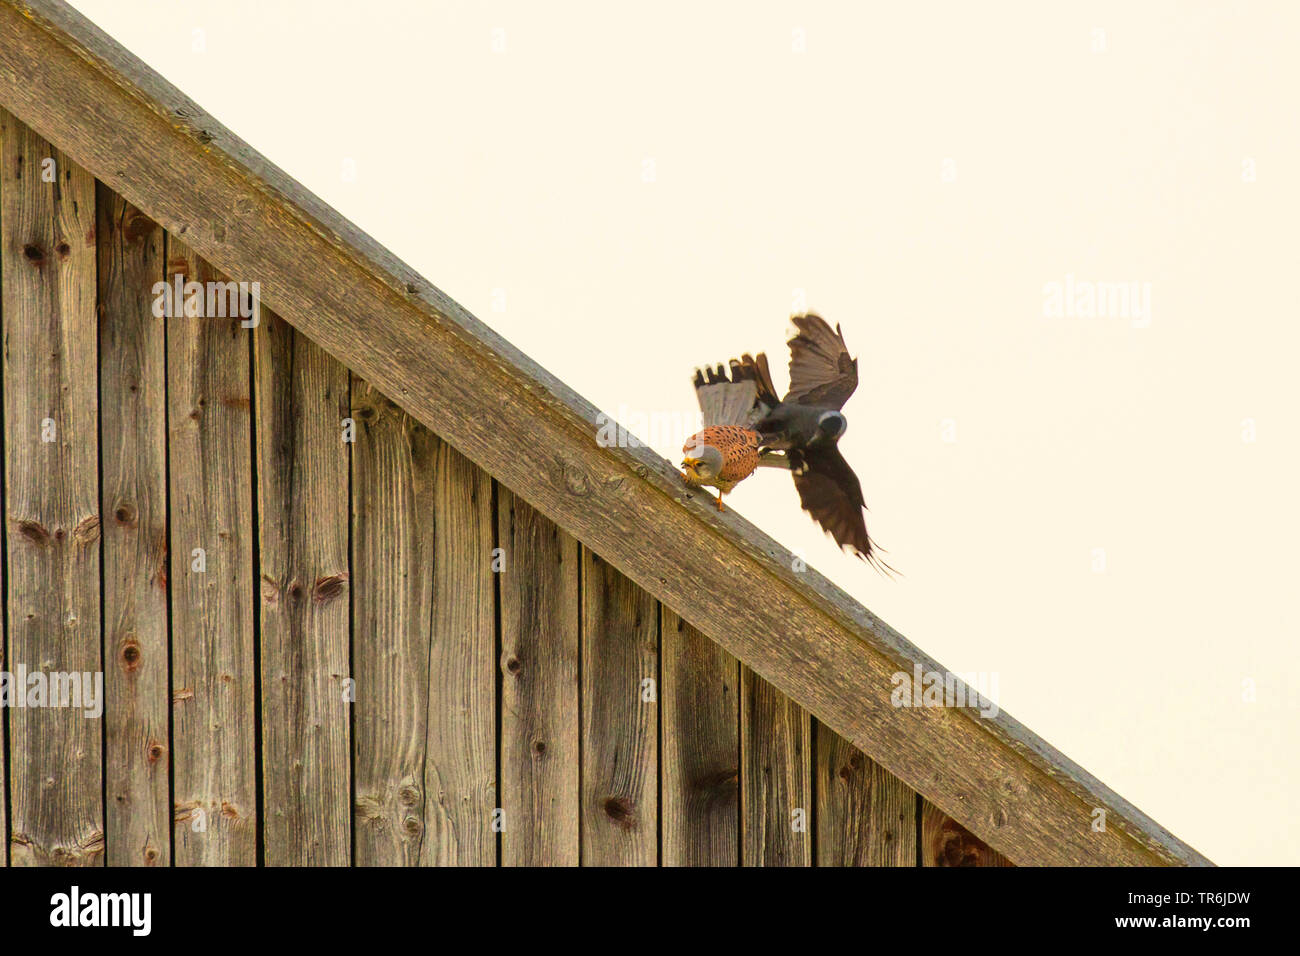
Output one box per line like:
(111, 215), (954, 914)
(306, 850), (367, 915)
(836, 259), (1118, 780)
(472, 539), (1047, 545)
(681, 441), (724, 481)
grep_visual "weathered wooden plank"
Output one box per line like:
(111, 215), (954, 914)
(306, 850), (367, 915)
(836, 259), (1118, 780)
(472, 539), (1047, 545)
(97, 184), (169, 866)
(497, 487), (579, 866)
(0, 110), (103, 866)
(166, 238), (256, 865)
(815, 721), (915, 866)
(253, 311), (350, 865)
(741, 669), (811, 866)
(580, 549), (657, 865)
(350, 378), (435, 866)
(660, 608), (739, 866)
(921, 798), (1014, 867)
(423, 439), (495, 865)
(0, 0), (1212, 866)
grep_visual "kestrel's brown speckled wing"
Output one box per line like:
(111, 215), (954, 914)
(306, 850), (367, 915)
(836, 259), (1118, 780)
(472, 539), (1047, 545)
(783, 313), (859, 410)
(713, 425), (761, 483)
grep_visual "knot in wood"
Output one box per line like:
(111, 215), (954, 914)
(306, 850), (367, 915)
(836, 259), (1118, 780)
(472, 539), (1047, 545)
(120, 635), (142, 671)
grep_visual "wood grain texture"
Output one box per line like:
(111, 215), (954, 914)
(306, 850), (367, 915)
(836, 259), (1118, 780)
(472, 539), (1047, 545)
(580, 549), (658, 865)
(922, 797), (1014, 867)
(741, 668), (810, 866)
(0, 109), (103, 866)
(815, 721), (915, 866)
(497, 487), (579, 866)
(166, 238), (256, 865)
(0, 0), (1211, 865)
(424, 440), (496, 865)
(254, 311), (351, 865)
(350, 378), (435, 866)
(660, 608), (739, 866)
(97, 184), (169, 866)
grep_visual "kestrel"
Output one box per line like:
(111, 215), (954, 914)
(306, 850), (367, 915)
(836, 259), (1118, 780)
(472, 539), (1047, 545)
(680, 360), (773, 511)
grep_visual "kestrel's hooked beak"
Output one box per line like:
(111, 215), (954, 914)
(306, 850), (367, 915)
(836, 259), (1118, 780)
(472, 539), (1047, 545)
(680, 455), (701, 471)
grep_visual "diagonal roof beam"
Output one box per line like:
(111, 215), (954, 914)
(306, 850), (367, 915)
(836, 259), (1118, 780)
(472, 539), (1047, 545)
(0, 0), (1211, 865)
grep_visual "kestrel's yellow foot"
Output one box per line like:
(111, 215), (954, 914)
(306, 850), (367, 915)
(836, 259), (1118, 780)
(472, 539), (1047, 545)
(715, 494), (725, 512)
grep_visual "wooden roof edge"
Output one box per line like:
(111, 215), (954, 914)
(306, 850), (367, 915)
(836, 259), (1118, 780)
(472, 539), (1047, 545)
(0, 0), (1212, 866)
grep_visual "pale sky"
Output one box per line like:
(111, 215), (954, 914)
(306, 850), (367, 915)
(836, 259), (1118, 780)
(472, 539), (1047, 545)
(67, 0), (1300, 865)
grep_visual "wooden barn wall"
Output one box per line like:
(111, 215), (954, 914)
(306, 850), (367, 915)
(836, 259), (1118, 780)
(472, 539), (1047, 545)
(0, 110), (1010, 867)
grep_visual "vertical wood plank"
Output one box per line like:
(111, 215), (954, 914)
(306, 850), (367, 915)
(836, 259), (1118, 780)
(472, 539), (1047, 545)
(254, 312), (350, 865)
(350, 378), (435, 866)
(660, 608), (739, 866)
(740, 668), (810, 866)
(166, 238), (256, 865)
(423, 440), (495, 865)
(0, 110), (103, 866)
(97, 185), (169, 866)
(580, 549), (657, 865)
(814, 721), (916, 866)
(497, 486), (579, 866)
(921, 797), (1014, 867)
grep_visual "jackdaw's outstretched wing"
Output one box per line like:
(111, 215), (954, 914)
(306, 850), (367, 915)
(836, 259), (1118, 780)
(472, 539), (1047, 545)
(789, 443), (894, 575)
(783, 313), (858, 410)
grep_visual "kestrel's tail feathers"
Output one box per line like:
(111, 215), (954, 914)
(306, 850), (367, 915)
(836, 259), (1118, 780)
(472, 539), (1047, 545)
(741, 352), (780, 409)
(692, 356), (775, 427)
